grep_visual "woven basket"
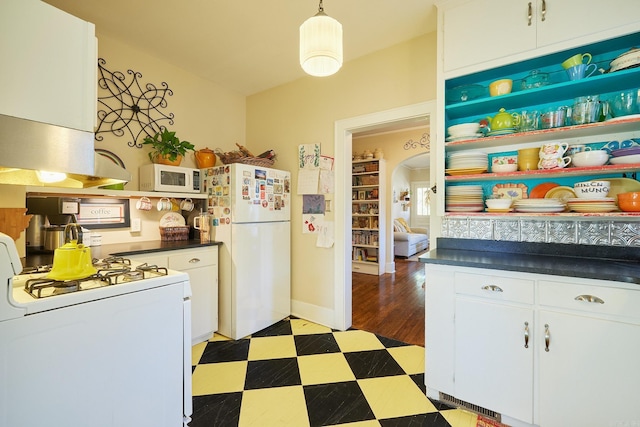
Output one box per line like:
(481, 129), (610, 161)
(215, 150), (274, 167)
(159, 226), (189, 241)
(235, 157), (275, 167)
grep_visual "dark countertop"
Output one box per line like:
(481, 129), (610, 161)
(419, 238), (640, 285)
(23, 240), (222, 268)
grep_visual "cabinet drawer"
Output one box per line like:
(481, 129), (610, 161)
(169, 249), (217, 271)
(539, 281), (640, 320)
(455, 272), (534, 304)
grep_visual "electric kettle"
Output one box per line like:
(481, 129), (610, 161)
(47, 223), (96, 281)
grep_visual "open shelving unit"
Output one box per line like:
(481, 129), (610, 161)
(351, 159), (385, 275)
(442, 31), (640, 218)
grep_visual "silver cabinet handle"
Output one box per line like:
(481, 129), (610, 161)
(574, 295), (604, 304)
(541, 0), (546, 21)
(524, 321), (529, 348)
(189, 258), (201, 263)
(527, 2), (532, 26)
(544, 324), (550, 352)
(481, 285), (503, 292)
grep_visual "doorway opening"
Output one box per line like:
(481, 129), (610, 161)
(332, 101), (436, 332)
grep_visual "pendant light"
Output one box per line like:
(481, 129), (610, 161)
(299, 0), (343, 77)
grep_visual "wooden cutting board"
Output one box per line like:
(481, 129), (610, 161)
(0, 208), (33, 241)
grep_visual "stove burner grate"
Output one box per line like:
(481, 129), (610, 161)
(20, 257), (170, 298)
(21, 265), (53, 274)
(135, 263), (169, 276)
(25, 275), (111, 299)
(92, 256), (132, 269)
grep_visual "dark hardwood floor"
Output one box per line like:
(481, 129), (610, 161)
(352, 257), (425, 347)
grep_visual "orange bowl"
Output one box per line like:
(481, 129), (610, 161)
(617, 192), (640, 212)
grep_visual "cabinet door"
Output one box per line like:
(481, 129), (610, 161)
(169, 248), (219, 345)
(425, 267), (456, 396)
(538, 310), (640, 427)
(443, 0), (536, 72)
(536, 0), (640, 49)
(0, 0), (96, 131)
(455, 297), (534, 423)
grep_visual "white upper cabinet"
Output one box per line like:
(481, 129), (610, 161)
(443, 0), (537, 72)
(535, 0), (640, 50)
(0, 0), (97, 132)
(442, 0), (640, 74)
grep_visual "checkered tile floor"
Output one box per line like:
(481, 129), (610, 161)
(190, 317), (500, 427)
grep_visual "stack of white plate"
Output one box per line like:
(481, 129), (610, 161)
(446, 151), (488, 174)
(446, 122), (482, 142)
(446, 185), (484, 212)
(513, 199), (566, 213)
(566, 197), (618, 213)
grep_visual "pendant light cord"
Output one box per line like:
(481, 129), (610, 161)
(318, 0), (324, 13)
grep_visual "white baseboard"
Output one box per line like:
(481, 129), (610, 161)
(291, 299), (342, 331)
(386, 261), (396, 273)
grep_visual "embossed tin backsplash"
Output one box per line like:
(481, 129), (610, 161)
(442, 216), (640, 247)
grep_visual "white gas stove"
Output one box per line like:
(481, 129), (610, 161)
(0, 232), (193, 427)
(9, 255), (181, 315)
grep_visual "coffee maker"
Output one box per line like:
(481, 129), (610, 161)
(26, 197), (80, 251)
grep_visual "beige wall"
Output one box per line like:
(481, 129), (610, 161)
(93, 32), (247, 189)
(0, 31), (247, 251)
(2, 29), (437, 327)
(83, 31), (248, 245)
(246, 32), (437, 324)
(352, 127), (430, 268)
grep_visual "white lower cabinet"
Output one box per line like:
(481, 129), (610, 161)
(128, 246), (219, 345)
(455, 299), (533, 423)
(425, 265), (640, 426)
(537, 281), (640, 427)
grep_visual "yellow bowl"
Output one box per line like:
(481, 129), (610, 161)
(489, 79), (513, 97)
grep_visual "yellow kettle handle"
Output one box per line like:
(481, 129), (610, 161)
(64, 223), (83, 244)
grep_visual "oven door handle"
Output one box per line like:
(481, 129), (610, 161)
(183, 295), (193, 424)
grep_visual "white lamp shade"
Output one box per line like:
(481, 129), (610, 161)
(300, 12), (343, 77)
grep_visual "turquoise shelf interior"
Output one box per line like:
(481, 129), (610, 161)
(445, 32), (640, 125)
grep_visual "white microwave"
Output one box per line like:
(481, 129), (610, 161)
(139, 164), (201, 193)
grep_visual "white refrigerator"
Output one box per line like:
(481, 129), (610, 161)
(203, 163), (291, 340)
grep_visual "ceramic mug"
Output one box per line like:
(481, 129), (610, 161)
(539, 142), (569, 159)
(566, 63), (598, 80)
(180, 197), (194, 212)
(157, 197), (172, 211)
(136, 196), (152, 211)
(538, 156), (572, 169)
(562, 53), (592, 69)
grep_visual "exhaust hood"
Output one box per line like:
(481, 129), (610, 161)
(0, 114), (131, 188)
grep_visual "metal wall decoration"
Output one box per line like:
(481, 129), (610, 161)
(95, 58), (174, 148)
(403, 132), (430, 151)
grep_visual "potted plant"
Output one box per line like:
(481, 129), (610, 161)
(142, 129), (195, 166)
